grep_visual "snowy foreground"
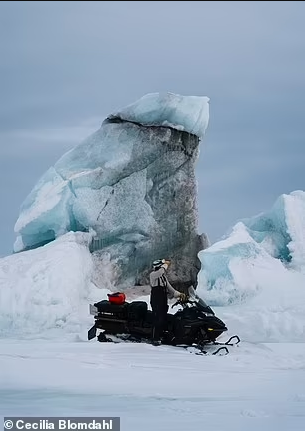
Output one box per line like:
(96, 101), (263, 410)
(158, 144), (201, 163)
(1, 339), (305, 431)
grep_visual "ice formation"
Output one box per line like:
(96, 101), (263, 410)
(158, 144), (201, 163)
(197, 190), (305, 302)
(108, 92), (210, 138)
(0, 231), (111, 339)
(13, 92), (210, 288)
(198, 191), (304, 290)
(196, 191), (305, 342)
(1, 191), (305, 343)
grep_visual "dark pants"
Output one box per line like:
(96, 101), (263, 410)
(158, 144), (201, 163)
(150, 286), (168, 342)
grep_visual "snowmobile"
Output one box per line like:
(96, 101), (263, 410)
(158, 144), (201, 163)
(87, 286), (240, 356)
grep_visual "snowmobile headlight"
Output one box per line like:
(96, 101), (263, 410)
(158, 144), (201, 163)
(207, 328), (214, 331)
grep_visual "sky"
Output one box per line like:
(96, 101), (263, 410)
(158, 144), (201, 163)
(0, 1), (304, 257)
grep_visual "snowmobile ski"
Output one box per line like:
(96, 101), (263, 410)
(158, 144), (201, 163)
(180, 344), (229, 356)
(210, 335), (241, 346)
(96, 331), (230, 356)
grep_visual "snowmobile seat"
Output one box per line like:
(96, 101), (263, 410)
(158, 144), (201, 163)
(127, 301), (148, 321)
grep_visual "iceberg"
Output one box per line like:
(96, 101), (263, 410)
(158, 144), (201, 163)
(1, 191), (305, 344)
(197, 190), (305, 304)
(13, 92), (210, 289)
(196, 190), (305, 342)
(2, 90), (305, 345)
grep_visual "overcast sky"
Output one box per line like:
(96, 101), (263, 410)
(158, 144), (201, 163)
(0, 1), (304, 257)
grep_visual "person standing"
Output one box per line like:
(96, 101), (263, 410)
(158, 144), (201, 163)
(149, 258), (186, 345)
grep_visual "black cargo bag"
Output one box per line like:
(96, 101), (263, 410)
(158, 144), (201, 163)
(127, 301), (148, 321)
(94, 300), (129, 318)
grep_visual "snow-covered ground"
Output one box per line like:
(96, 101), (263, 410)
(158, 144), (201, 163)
(1, 340), (305, 431)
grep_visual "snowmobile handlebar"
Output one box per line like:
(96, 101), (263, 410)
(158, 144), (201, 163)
(171, 298), (196, 308)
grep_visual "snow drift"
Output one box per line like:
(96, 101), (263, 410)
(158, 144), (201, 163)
(0, 232), (112, 340)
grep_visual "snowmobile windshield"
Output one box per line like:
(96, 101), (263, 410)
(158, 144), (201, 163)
(187, 286), (215, 315)
(196, 297), (214, 315)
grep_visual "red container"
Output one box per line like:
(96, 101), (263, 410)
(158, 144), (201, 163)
(107, 292), (126, 305)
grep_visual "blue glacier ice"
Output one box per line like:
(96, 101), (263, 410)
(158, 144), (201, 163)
(196, 190), (305, 306)
(108, 92), (210, 138)
(14, 92), (210, 288)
